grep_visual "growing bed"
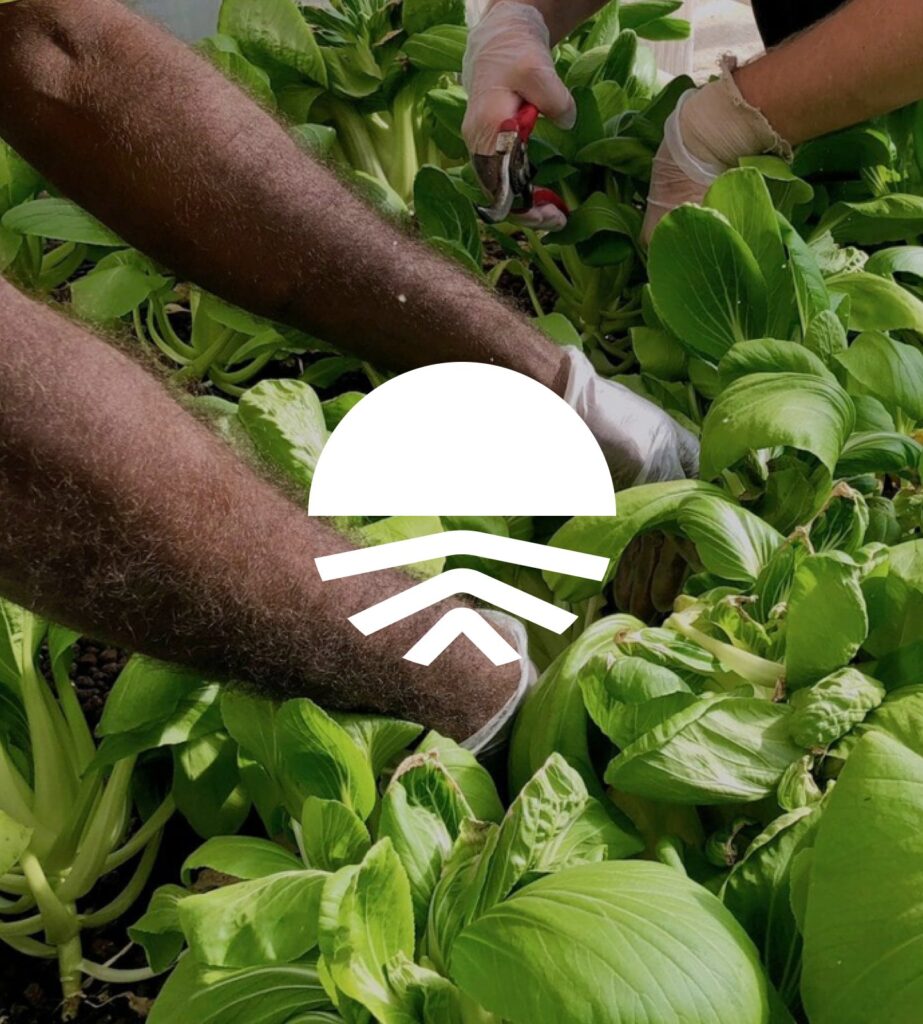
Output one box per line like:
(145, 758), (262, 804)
(2, 0), (923, 1022)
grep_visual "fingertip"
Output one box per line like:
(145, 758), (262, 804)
(552, 99), (577, 131)
(512, 205), (567, 232)
(538, 206), (568, 232)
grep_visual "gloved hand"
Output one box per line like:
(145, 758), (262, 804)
(641, 58), (793, 246)
(562, 346), (699, 488)
(462, 0), (575, 230)
(462, 610), (536, 759)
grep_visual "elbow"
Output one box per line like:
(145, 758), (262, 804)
(0, 0), (120, 114)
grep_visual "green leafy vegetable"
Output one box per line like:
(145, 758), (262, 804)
(452, 861), (769, 1024)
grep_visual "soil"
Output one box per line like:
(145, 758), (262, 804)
(482, 235), (561, 317)
(0, 640), (198, 1024)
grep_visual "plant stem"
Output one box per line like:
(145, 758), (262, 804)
(0, 892), (35, 914)
(23, 234), (43, 287)
(521, 270), (545, 317)
(560, 244), (588, 294)
(49, 664), (95, 775)
(81, 833), (161, 929)
(59, 758), (135, 902)
(329, 99), (388, 183)
(0, 873), (30, 895)
(39, 243), (86, 292)
(3, 934), (56, 958)
(19, 851), (78, 945)
(0, 743), (37, 831)
(580, 268), (603, 327)
(19, 620), (80, 847)
(79, 961), (159, 984)
(209, 349), (275, 390)
(154, 301), (197, 360)
(363, 362), (387, 389)
(667, 607), (784, 689)
(522, 229), (580, 306)
(387, 85), (420, 202)
(102, 795), (174, 874)
(132, 305), (148, 347)
(0, 912), (45, 937)
(655, 836), (687, 875)
(145, 304), (191, 365)
(175, 326), (236, 382)
(59, 934), (85, 1021)
(582, 595), (604, 630)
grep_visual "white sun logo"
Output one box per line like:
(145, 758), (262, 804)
(309, 362), (615, 666)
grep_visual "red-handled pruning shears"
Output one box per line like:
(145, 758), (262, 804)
(472, 102), (568, 224)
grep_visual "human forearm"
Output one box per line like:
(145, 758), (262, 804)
(0, 0), (565, 391)
(736, 0), (923, 145)
(641, 0), (923, 241)
(0, 278), (518, 739)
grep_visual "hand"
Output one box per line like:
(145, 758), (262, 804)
(562, 347), (699, 488)
(462, 0), (576, 229)
(463, 611), (537, 759)
(641, 60), (792, 247)
(641, 92), (723, 248)
(613, 533), (698, 620)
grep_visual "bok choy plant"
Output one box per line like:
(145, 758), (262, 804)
(0, 601), (174, 1019)
(208, 0), (469, 205)
(119, 686), (768, 1024)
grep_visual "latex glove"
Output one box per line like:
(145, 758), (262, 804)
(563, 346), (699, 488)
(462, 0), (575, 230)
(641, 58), (793, 247)
(462, 611), (536, 760)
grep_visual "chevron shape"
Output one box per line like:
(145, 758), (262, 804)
(403, 608), (520, 666)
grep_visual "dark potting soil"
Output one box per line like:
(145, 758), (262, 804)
(482, 236), (560, 317)
(0, 640), (189, 1024)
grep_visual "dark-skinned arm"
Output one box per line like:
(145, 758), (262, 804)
(0, 0), (566, 391)
(0, 276), (519, 741)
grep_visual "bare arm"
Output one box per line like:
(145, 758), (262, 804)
(0, 277), (519, 740)
(736, 0), (923, 145)
(0, 0), (565, 391)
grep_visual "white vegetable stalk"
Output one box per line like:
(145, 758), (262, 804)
(667, 604), (785, 690)
(0, 603), (174, 1019)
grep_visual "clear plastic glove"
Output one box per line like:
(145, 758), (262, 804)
(641, 91), (724, 248)
(511, 193), (569, 233)
(641, 58), (793, 247)
(462, 611), (536, 759)
(462, 0), (575, 230)
(563, 346), (699, 488)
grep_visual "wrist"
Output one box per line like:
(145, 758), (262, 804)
(462, 611), (535, 756)
(544, 344), (571, 398)
(680, 56), (793, 170)
(482, 0), (549, 22)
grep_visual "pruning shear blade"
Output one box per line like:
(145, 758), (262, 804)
(474, 102), (540, 224)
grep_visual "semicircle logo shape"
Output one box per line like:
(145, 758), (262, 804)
(308, 362), (616, 517)
(309, 363), (615, 666)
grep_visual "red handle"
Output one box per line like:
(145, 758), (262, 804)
(532, 188), (569, 215)
(498, 102), (540, 142)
